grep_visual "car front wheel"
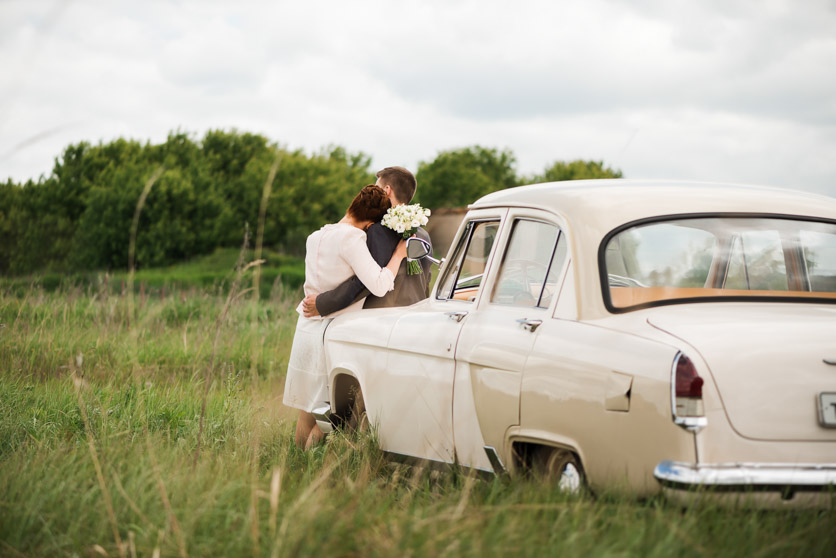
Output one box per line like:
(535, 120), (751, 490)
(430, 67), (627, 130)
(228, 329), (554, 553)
(346, 391), (369, 433)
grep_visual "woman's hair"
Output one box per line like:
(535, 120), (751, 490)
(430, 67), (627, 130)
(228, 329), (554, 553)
(347, 184), (391, 223)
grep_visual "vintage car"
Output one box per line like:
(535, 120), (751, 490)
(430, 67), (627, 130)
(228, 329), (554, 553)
(316, 180), (836, 506)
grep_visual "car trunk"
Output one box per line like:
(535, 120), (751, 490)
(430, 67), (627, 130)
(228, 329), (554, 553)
(647, 303), (836, 442)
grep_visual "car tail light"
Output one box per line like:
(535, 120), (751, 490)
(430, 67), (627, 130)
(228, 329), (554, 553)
(671, 352), (707, 431)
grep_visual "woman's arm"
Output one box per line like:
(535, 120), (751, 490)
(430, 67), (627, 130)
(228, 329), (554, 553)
(312, 224), (400, 316)
(341, 230), (406, 297)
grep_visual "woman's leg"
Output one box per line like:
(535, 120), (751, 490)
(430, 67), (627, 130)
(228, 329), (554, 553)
(304, 423), (326, 450)
(294, 411), (327, 449)
(295, 410), (317, 448)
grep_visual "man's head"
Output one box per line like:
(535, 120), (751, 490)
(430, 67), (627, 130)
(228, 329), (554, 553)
(375, 166), (416, 206)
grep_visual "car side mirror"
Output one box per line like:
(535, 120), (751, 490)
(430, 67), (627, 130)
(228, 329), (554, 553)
(406, 237), (443, 265)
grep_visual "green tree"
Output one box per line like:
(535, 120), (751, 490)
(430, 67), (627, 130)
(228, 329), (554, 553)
(525, 159), (622, 184)
(0, 179), (22, 273)
(70, 134), (225, 270)
(415, 146), (519, 209)
(266, 145), (374, 255)
(4, 176), (77, 274)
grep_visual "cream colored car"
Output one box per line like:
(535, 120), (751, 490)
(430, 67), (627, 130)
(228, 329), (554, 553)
(318, 180), (836, 506)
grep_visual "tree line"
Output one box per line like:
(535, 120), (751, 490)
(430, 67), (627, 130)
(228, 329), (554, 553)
(0, 130), (621, 275)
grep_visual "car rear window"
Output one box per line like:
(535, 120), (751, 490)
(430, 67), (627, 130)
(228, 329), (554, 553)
(602, 216), (836, 311)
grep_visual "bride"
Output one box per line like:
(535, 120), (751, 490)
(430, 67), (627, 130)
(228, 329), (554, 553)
(283, 185), (406, 449)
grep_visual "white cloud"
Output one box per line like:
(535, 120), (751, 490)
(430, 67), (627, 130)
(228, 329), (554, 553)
(0, 0), (834, 198)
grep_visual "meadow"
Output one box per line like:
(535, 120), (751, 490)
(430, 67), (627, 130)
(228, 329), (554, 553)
(1, 274), (834, 557)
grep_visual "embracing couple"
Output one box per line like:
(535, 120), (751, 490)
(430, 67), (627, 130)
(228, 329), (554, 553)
(282, 166), (433, 449)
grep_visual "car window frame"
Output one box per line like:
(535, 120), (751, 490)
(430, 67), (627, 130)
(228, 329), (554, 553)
(474, 208), (571, 314)
(434, 210), (506, 304)
(488, 217), (567, 310)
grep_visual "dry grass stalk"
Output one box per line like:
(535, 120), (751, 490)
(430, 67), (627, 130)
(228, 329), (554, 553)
(111, 471), (153, 528)
(71, 372), (126, 558)
(145, 435), (188, 558)
(452, 471), (476, 520)
(250, 426), (261, 557)
(193, 230), (251, 469)
(253, 148), (283, 300)
(272, 453), (348, 558)
(268, 468), (282, 540)
(127, 166), (164, 328)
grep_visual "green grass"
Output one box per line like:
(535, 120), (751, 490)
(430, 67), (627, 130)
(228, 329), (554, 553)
(0, 247), (306, 299)
(1, 287), (834, 557)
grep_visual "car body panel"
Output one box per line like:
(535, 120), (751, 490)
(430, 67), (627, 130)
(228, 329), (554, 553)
(454, 303), (543, 470)
(518, 318), (697, 492)
(647, 303), (836, 442)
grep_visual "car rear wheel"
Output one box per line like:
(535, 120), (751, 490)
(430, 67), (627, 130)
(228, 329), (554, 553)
(535, 448), (585, 494)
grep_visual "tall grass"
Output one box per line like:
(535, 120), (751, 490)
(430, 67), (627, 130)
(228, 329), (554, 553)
(1, 287), (834, 557)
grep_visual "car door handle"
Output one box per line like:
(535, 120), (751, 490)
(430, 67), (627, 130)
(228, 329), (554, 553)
(445, 311), (468, 322)
(825, 358), (836, 365)
(516, 318), (542, 332)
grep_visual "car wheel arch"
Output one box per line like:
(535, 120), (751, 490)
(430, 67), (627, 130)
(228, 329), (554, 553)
(330, 370), (366, 424)
(507, 430), (588, 478)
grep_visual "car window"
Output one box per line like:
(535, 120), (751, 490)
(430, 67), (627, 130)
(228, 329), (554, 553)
(801, 229), (836, 292)
(726, 231), (788, 290)
(603, 217), (836, 311)
(490, 219), (565, 308)
(436, 220), (500, 302)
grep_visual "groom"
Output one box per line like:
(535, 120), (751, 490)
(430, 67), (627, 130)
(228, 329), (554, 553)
(302, 166), (433, 317)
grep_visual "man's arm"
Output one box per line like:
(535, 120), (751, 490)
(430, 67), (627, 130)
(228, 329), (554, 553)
(313, 224), (399, 316)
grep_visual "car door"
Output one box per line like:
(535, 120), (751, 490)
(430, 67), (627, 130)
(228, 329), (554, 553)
(453, 211), (569, 472)
(379, 211), (503, 463)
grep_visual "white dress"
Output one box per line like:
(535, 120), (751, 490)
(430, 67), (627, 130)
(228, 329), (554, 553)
(283, 223), (396, 412)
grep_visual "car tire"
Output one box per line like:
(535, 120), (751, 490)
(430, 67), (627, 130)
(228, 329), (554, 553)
(535, 449), (585, 494)
(346, 392), (369, 433)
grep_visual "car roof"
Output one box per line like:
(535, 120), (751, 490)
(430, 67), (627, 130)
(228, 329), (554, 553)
(470, 180), (836, 232)
(470, 180), (836, 320)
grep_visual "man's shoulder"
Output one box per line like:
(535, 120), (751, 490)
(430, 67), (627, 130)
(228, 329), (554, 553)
(367, 222), (399, 242)
(417, 227), (432, 244)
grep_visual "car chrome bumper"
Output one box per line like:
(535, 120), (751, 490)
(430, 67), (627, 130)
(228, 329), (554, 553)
(654, 460), (836, 492)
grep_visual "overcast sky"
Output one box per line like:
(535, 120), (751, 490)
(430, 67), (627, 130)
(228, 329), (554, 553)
(2, 0), (835, 197)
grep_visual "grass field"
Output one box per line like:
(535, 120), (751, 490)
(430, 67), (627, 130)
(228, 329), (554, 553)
(0, 248), (306, 299)
(1, 281), (834, 557)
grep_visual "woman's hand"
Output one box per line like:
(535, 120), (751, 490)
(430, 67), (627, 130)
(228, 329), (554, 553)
(394, 239), (407, 259)
(386, 238), (408, 276)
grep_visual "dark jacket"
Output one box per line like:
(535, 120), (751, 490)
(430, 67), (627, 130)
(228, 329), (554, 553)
(315, 223), (433, 316)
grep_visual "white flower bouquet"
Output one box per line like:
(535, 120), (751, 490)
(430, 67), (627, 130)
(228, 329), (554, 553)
(381, 203), (431, 275)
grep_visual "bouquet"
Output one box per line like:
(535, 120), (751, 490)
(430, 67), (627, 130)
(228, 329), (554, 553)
(381, 203), (431, 275)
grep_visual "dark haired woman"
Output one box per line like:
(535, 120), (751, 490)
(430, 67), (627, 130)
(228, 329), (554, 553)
(283, 185), (406, 449)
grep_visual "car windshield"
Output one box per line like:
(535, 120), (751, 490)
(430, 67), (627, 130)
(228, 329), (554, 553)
(603, 216), (836, 310)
